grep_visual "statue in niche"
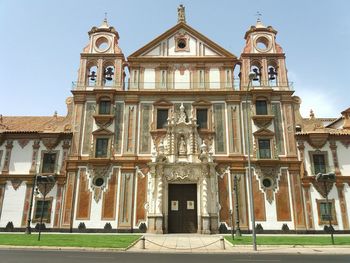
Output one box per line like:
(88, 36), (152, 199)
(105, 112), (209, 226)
(178, 136), (187, 156)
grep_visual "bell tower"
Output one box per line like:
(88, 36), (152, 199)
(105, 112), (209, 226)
(75, 18), (125, 90)
(240, 18), (289, 90)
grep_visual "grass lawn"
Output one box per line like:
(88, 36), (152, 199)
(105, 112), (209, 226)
(225, 235), (350, 246)
(0, 234), (141, 248)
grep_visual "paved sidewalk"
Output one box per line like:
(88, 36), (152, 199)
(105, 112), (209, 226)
(128, 234), (350, 254)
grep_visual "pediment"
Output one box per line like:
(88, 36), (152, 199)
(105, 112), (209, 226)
(128, 22), (237, 60)
(192, 98), (212, 107)
(92, 128), (113, 135)
(253, 128), (275, 137)
(153, 98), (173, 107)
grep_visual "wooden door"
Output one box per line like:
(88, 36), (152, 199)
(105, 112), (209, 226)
(168, 184), (197, 233)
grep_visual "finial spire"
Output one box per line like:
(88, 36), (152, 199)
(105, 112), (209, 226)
(254, 11), (266, 28)
(177, 4), (186, 23)
(104, 12), (108, 23)
(100, 12), (109, 28)
(255, 11), (262, 22)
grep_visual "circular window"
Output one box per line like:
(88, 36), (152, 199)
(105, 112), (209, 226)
(95, 37), (110, 52)
(177, 39), (187, 49)
(255, 37), (270, 52)
(262, 178), (272, 188)
(94, 177), (105, 187)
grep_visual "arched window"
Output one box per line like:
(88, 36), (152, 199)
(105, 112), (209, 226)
(103, 62), (115, 87)
(233, 63), (241, 90)
(268, 62), (278, 87)
(87, 64), (98, 87)
(250, 63), (261, 86)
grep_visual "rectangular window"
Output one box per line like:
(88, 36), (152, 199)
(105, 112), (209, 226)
(41, 153), (57, 173)
(313, 154), (326, 174)
(33, 199), (52, 223)
(157, 109), (168, 129)
(256, 100), (268, 115)
(196, 109), (208, 129)
(258, 139), (271, 159)
(320, 202), (333, 222)
(95, 138), (109, 158)
(99, 101), (111, 115)
(317, 199), (337, 225)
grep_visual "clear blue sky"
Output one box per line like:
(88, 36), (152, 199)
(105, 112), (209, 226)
(0, 0), (349, 118)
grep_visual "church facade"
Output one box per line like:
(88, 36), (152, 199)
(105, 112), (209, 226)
(1, 6), (349, 234)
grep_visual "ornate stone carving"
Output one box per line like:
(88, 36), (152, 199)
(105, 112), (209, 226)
(340, 139), (350, 149)
(37, 181), (55, 196)
(17, 139), (30, 149)
(10, 179), (22, 190)
(87, 164), (113, 203)
(165, 165), (198, 181)
(255, 165), (281, 204)
(42, 136), (60, 150)
(307, 133), (329, 149)
(311, 178), (334, 198)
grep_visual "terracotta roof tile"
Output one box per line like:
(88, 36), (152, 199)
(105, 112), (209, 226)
(0, 116), (71, 133)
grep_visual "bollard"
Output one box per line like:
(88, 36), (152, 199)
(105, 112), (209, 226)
(139, 235), (145, 249)
(220, 236), (225, 250)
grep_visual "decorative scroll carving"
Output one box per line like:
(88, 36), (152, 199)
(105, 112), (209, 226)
(136, 166), (149, 178)
(166, 166), (197, 181)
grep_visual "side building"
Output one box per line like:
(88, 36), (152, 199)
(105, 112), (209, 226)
(0, 102), (72, 231)
(295, 106), (350, 231)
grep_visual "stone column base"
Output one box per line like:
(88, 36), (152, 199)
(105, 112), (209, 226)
(209, 214), (219, 234)
(147, 214), (163, 234)
(201, 215), (211, 234)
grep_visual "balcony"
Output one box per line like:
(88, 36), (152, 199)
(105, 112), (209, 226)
(72, 79), (294, 92)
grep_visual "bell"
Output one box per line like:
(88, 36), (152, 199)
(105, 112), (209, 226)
(88, 71), (96, 81)
(105, 67), (114, 81)
(252, 68), (260, 81)
(268, 67), (277, 80)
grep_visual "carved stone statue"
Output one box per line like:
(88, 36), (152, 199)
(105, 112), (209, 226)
(177, 103), (187, 123)
(177, 4), (186, 23)
(179, 136), (187, 156)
